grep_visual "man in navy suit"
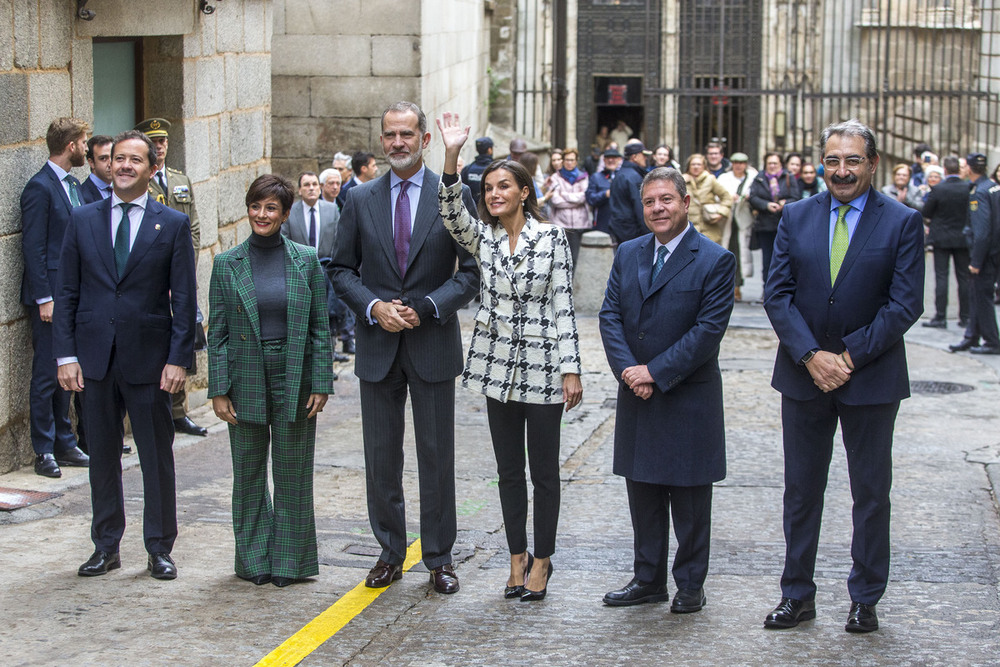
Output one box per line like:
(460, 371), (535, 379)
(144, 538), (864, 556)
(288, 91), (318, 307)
(54, 130), (196, 581)
(331, 101), (478, 594)
(763, 120), (924, 633)
(79, 135), (114, 205)
(599, 167), (736, 612)
(20, 117), (92, 478)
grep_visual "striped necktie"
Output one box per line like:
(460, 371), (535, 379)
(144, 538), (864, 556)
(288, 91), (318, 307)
(830, 204), (851, 286)
(651, 245), (668, 284)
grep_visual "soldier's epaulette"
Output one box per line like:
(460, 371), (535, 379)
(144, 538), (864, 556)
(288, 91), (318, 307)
(166, 166), (185, 176)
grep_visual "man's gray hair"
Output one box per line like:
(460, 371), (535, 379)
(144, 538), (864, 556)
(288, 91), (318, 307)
(381, 101), (427, 134)
(820, 119), (878, 161)
(333, 151), (352, 169)
(641, 167), (688, 200)
(318, 168), (340, 184)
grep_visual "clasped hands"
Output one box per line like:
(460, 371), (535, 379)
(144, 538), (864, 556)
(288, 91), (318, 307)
(621, 364), (655, 400)
(805, 350), (853, 393)
(373, 299), (421, 332)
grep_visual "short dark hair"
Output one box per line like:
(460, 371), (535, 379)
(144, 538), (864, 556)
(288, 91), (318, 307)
(941, 155), (960, 175)
(111, 130), (157, 168)
(245, 174), (295, 213)
(86, 135), (113, 160)
(477, 160), (545, 225)
(820, 119), (878, 162)
(913, 142), (932, 158)
(352, 151), (375, 177)
(381, 101), (426, 135)
(641, 167), (688, 200)
(298, 171), (318, 188)
(46, 117), (89, 155)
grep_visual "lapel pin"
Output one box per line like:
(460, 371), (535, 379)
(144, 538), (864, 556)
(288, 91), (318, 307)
(155, 224), (161, 230)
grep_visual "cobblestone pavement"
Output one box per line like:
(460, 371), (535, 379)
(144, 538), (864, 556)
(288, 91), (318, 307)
(1, 281), (999, 665)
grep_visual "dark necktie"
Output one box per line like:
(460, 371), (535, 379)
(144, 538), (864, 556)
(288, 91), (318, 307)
(651, 245), (668, 284)
(102, 185), (113, 199)
(308, 207), (317, 247)
(830, 204), (851, 286)
(394, 181), (411, 275)
(115, 202), (134, 277)
(64, 175), (81, 207)
(158, 171), (167, 193)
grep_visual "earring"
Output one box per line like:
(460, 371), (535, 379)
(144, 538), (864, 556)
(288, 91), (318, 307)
(521, 199), (526, 207)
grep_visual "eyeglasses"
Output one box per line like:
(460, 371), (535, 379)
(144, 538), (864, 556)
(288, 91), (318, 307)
(822, 155), (867, 170)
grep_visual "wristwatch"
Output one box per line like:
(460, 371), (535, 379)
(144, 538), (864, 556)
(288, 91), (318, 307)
(800, 349), (818, 365)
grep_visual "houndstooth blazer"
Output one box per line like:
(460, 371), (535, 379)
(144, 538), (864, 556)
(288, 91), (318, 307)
(439, 180), (581, 404)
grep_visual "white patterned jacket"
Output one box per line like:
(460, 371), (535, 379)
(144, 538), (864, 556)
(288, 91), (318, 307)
(439, 180), (581, 404)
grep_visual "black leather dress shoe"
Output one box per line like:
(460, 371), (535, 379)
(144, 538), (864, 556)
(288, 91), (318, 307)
(55, 446), (90, 467)
(970, 345), (1000, 355)
(122, 444), (132, 454)
(78, 550), (121, 576)
(34, 454), (61, 478)
(365, 559), (402, 588)
(238, 573), (272, 585)
(148, 552), (177, 580)
(670, 587), (706, 613)
(430, 563), (460, 594)
(921, 318), (946, 329)
(343, 339), (356, 355)
(173, 416), (208, 436)
(603, 579), (668, 606)
(949, 338), (978, 352)
(845, 601), (879, 633)
(764, 597), (816, 629)
(332, 352), (350, 363)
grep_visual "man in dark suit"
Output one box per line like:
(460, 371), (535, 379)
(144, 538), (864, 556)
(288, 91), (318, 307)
(763, 120), (924, 633)
(282, 171), (349, 363)
(950, 153), (1000, 354)
(586, 148), (622, 235)
(608, 143), (651, 244)
(599, 167), (736, 612)
(337, 150), (378, 209)
(54, 130), (197, 581)
(20, 117), (91, 478)
(331, 101), (479, 594)
(79, 135), (114, 205)
(921, 155), (971, 329)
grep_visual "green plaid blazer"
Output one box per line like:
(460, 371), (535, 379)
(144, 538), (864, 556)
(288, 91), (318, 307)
(207, 238), (334, 424)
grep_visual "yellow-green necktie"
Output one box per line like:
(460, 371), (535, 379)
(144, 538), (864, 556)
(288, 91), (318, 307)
(830, 204), (850, 286)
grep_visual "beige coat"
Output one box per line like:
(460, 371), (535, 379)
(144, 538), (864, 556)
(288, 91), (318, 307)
(683, 171), (733, 244)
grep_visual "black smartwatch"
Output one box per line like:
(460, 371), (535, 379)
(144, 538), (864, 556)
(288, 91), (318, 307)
(800, 349), (818, 365)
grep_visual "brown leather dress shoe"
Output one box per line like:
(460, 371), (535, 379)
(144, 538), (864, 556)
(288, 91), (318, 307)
(430, 563), (460, 594)
(365, 559), (402, 588)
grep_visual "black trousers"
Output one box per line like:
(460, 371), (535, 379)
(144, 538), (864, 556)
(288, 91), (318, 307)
(84, 347), (177, 554)
(931, 246), (970, 322)
(964, 256), (999, 347)
(486, 398), (563, 558)
(780, 394), (898, 605)
(626, 479), (713, 590)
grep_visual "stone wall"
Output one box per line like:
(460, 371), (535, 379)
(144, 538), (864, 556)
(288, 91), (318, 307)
(0, 0), (272, 474)
(271, 0), (490, 179)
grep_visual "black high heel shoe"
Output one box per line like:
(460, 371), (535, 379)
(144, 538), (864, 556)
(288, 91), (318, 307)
(504, 552), (533, 599)
(520, 560), (553, 601)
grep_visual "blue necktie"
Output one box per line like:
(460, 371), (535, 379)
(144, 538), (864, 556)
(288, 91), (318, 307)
(115, 202), (134, 277)
(651, 245), (668, 284)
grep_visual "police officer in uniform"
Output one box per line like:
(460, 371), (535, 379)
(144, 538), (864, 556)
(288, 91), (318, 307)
(135, 117), (208, 436)
(460, 137), (493, 203)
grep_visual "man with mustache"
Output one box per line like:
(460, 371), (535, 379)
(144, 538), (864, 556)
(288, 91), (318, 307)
(331, 101), (479, 595)
(763, 120), (924, 633)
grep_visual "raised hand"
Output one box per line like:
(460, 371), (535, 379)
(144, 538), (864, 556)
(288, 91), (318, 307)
(436, 112), (471, 158)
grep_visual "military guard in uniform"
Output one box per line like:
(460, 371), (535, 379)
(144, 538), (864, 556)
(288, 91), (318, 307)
(135, 117), (208, 436)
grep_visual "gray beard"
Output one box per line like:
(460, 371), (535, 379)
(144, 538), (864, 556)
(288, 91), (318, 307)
(387, 146), (423, 172)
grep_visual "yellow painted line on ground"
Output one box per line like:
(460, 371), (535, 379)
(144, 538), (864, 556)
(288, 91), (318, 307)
(254, 539), (423, 667)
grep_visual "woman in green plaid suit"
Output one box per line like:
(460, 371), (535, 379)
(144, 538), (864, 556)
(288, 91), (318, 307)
(208, 174), (334, 587)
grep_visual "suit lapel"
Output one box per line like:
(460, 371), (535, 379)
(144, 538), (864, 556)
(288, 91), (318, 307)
(229, 242), (262, 342)
(288, 203), (307, 244)
(636, 235), (655, 301)
(647, 225), (697, 298)
(406, 168), (440, 267)
(43, 164), (74, 212)
(366, 173), (399, 278)
(833, 188), (884, 291)
(810, 192), (833, 285)
(89, 198), (117, 279)
(284, 243), (310, 342)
